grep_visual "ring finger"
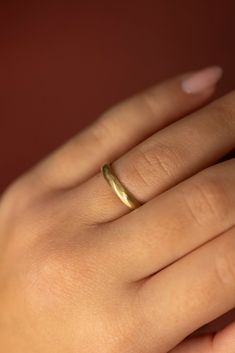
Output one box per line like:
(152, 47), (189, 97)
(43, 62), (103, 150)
(98, 157), (235, 281)
(14, 66), (221, 194)
(76, 90), (235, 223)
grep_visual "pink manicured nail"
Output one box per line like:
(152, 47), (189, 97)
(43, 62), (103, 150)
(181, 66), (223, 94)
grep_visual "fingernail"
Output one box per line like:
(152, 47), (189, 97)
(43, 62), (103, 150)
(181, 66), (223, 94)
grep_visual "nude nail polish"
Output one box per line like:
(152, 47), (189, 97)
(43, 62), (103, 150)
(181, 66), (223, 94)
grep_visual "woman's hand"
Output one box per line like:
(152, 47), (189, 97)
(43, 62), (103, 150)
(0, 66), (235, 353)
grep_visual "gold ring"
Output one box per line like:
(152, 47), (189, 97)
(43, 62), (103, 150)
(101, 163), (142, 210)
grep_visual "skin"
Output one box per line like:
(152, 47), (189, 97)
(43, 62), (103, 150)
(0, 71), (235, 352)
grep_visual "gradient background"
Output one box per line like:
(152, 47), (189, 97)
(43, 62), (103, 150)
(0, 0), (235, 335)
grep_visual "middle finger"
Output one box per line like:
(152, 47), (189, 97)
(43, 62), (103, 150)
(77, 90), (235, 223)
(102, 157), (235, 281)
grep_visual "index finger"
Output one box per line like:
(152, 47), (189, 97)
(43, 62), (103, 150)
(19, 66), (222, 192)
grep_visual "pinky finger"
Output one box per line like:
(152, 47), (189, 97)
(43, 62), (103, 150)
(169, 321), (235, 353)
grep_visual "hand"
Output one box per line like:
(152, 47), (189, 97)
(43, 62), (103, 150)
(0, 66), (235, 353)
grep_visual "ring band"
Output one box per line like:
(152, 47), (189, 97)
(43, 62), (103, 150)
(101, 163), (142, 210)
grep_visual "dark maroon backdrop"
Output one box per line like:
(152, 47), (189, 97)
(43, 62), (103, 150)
(1, 0), (234, 192)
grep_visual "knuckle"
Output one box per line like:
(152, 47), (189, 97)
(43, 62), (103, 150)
(24, 245), (78, 303)
(128, 148), (156, 188)
(102, 308), (141, 353)
(31, 234), (105, 296)
(182, 175), (230, 227)
(0, 172), (43, 221)
(131, 142), (181, 188)
(29, 246), (76, 298)
(89, 114), (114, 149)
(211, 97), (235, 133)
(214, 234), (235, 290)
(140, 88), (160, 117)
(0, 178), (32, 222)
(7, 194), (49, 237)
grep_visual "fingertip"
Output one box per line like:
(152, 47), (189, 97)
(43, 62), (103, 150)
(181, 65), (223, 95)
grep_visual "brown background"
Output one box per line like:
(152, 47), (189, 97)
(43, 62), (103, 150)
(0, 0), (234, 193)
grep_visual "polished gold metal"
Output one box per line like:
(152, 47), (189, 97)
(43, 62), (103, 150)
(101, 163), (142, 210)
